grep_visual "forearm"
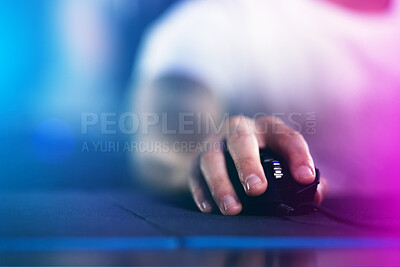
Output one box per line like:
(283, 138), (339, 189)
(133, 75), (222, 191)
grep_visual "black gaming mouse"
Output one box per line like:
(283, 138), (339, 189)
(225, 148), (320, 216)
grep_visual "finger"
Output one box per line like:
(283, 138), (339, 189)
(256, 117), (315, 185)
(188, 168), (214, 213)
(226, 116), (267, 196)
(200, 148), (242, 215)
(314, 176), (328, 204)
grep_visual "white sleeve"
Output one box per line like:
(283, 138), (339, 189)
(136, 0), (239, 98)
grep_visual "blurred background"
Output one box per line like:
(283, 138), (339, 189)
(1, 2), (400, 266)
(0, 0), (181, 191)
(1, 0), (399, 196)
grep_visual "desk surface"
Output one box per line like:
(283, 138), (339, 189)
(1, 190), (400, 266)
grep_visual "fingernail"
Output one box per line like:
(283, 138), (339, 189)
(201, 200), (211, 212)
(245, 174), (262, 191)
(222, 196), (238, 211)
(296, 165), (314, 181)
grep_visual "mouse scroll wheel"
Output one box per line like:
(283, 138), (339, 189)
(272, 160), (283, 179)
(262, 158), (283, 179)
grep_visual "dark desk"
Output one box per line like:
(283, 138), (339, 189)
(1, 190), (400, 266)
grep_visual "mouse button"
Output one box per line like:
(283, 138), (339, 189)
(256, 180), (282, 202)
(293, 184), (318, 205)
(275, 172), (297, 189)
(242, 201), (283, 216)
(315, 168), (321, 184)
(246, 192), (282, 205)
(277, 186), (297, 199)
(293, 174), (319, 193)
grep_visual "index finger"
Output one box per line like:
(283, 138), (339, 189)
(255, 117), (315, 184)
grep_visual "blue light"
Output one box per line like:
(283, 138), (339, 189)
(33, 118), (74, 163)
(1, 237), (399, 251)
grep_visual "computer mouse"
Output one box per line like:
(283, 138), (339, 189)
(225, 148), (320, 216)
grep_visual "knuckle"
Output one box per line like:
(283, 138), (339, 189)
(235, 156), (258, 173)
(255, 116), (268, 127)
(256, 116), (287, 135)
(200, 151), (221, 167)
(287, 128), (302, 137)
(228, 115), (247, 126)
(227, 130), (254, 145)
(280, 128), (302, 142)
(273, 116), (285, 125)
(258, 115), (284, 125)
(208, 177), (228, 197)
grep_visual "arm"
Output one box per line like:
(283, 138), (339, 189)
(133, 74), (328, 214)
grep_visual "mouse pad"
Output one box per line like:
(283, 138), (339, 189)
(1, 190), (400, 266)
(1, 190), (399, 239)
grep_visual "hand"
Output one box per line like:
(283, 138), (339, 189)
(188, 115), (328, 215)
